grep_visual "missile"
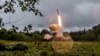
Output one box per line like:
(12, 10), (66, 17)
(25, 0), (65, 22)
(57, 9), (59, 15)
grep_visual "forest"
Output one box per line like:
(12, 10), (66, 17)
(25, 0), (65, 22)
(0, 17), (100, 42)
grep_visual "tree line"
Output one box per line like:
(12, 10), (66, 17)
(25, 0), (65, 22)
(0, 18), (100, 41)
(70, 24), (100, 41)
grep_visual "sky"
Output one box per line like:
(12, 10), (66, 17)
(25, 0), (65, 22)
(0, 0), (100, 32)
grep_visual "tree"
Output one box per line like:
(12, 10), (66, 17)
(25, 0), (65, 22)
(23, 24), (32, 33)
(92, 24), (100, 37)
(97, 34), (100, 41)
(0, 0), (43, 16)
(34, 30), (40, 34)
(0, 18), (4, 29)
(28, 24), (32, 32)
(23, 26), (28, 33)
(41, 29), (50, 34)
(9, 25), (18, 32)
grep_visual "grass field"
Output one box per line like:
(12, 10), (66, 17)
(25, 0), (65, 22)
(0, 40), (100, 56)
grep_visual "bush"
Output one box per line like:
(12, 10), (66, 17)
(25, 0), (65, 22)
(0, 43), (8, 51)
(31, 34), (44, 41)
(40, 50), (47, 56)
(12, 43), (28, 51)
(9, 33), (31, 41)
(0, 34), (10, 40)
(97, 34), (100, 41)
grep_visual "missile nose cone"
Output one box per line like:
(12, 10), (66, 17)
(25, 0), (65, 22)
(57, 9), (59, 15)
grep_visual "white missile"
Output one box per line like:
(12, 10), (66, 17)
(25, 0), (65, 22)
(57, 9), (59, 15)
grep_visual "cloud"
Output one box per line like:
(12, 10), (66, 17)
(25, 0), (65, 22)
(0, 0), (100, 31)
(74, 2), (95, 16)
(68, 2), (97, 27)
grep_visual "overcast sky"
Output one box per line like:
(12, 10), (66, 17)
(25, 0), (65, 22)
(0, 0), (100, 32)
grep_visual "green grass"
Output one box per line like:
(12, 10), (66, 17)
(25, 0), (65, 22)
(0, 40), (100, 56)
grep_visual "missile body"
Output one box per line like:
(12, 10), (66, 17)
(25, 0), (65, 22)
(56, 9), (63, 33)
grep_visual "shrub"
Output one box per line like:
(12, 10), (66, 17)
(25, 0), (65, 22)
(9, 33), (31, 41)
(0, 43), (8, 51)
(31, 34), (44, 41)
(40, 50), (47, 56)
(12, 43), (28, 51)
(97, 34), (100, 41)
(0, 34), (10, 40)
